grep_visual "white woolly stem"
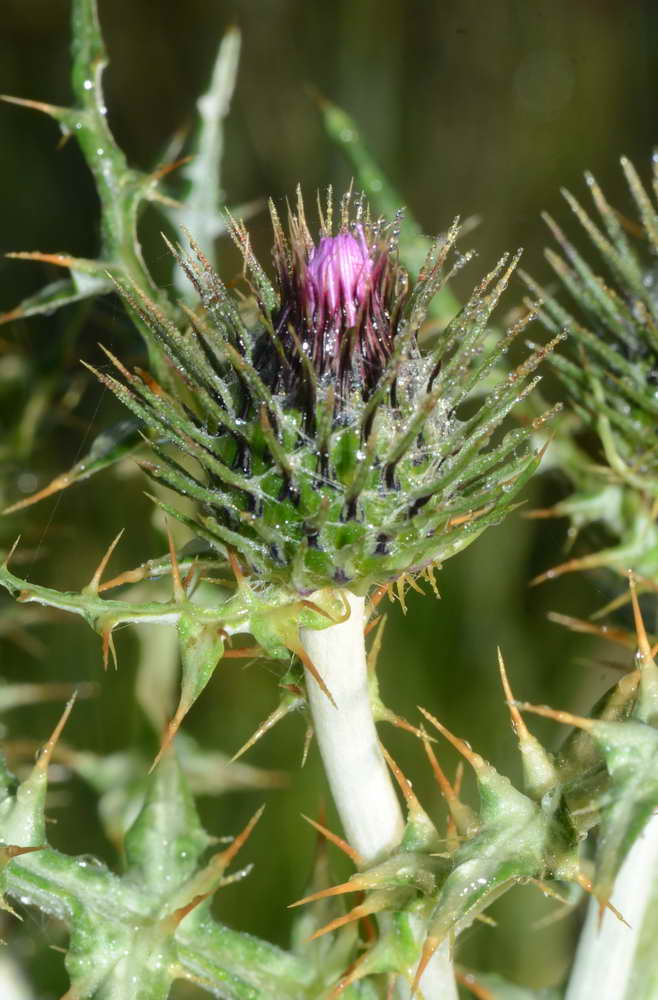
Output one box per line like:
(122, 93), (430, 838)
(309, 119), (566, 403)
(566, 811), (658, 1000)
(301, 593), (402, 860)
(300, 592), (457, 1000)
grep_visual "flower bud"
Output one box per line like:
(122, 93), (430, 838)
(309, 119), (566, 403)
(304, 229), (373, 329)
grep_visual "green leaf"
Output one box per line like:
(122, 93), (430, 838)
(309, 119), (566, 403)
(168, 27), (242, 294)
(123, 753), (212, 900)
(0, 716), (317, 998)
(0, 274), (112, 326)
(3, 419), (143, 515)
(158, 614), (226, 755)
(589, 719), (658, 905)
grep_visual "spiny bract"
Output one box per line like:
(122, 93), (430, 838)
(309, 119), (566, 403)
(95, 190), (556, 594)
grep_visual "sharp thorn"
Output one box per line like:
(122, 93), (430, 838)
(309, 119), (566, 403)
(418, 706), (485, 772)
(628, 572), (656, 667)
(497, 648), (530, 741)
(36, 693), (78, 773)
(3, 536), (21, 567)
(300, 813), (364, 868)
(166, 520), (185, 602)
(86, 529), (124, 594)
(516, 701), (594, 731)
(380, 743), (422, 812)
(411, 935), (440, 997)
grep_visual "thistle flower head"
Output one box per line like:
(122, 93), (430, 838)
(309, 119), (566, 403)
(525, 157), (658, 490)
(98, 190), (552, 594)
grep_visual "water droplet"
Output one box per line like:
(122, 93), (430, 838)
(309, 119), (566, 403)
(17, 472), (38, 494)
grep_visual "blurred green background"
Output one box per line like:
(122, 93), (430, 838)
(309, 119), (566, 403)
(1, 0), (656, 995)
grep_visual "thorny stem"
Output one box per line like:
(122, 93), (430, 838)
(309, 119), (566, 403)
(68, 0), (174, 382)
(300, 593), (457, 1000)
(566, 812), (658, 1000)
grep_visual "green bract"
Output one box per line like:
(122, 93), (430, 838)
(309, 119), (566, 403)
(93, 194), (556, 595)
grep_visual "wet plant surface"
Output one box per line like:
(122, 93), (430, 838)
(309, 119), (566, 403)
(2, 2), (658, 998)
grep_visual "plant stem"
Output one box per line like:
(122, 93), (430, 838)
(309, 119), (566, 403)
(300, 592), (457, 999)
(301, 593), (402, 861)
(566, 812), (658, 1000)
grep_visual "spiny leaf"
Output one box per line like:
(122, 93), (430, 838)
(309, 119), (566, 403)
(151, 615), (225, 770)
(168, 27), (242, 294)
(0, 274), (112, 326)
(3, 419), (142, 515)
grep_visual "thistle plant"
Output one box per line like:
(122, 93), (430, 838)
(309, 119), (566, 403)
(3, 2), (658, 999)
(518, 156), (658, 1000)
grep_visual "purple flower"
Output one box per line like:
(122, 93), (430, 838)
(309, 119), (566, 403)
(304, 228), (374, 329)
(258, 194), (409, 408)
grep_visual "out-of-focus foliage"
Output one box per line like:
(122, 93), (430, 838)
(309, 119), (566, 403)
(522, 159), (658, 599)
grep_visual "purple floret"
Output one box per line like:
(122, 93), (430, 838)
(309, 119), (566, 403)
(304, 229), (374, 328)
